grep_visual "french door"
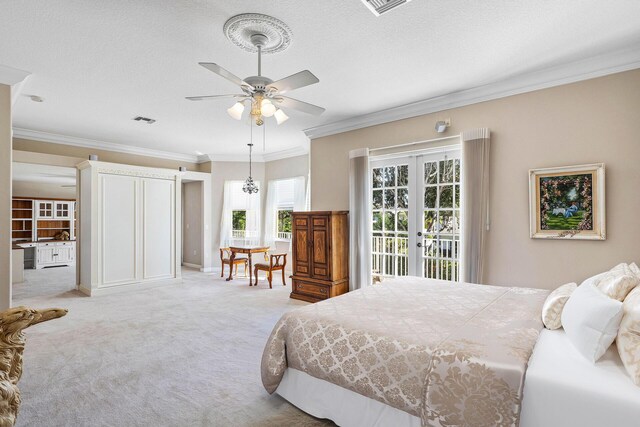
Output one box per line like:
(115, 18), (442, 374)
(371, 148), (461, 281)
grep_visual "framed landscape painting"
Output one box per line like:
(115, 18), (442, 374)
(529, 163), (606, 240)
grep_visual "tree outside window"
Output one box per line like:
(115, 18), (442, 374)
(232, 210), (246, 238)
(277, 209), (293, 239)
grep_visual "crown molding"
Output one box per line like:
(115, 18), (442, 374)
(207, 146), (308, 163)
(0, 64), (30, 86)
(304, 46), (640, 139)
(262, 146), (308, 162)
(12, 128), (201, 164)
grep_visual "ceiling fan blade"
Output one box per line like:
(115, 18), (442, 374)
(275, 96), (325, 115)
(186, 94), (247, 101)
(267, 70), (319, 94)
(198, 63), (254, 91)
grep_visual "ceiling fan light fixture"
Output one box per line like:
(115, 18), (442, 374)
(261, 99), (276, 117)
(274, 108), (289, 125)
(227, 101), (245, 120)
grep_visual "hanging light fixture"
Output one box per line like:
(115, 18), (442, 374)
(227, 102), (245, 120)
(274, 108), (289, 125)
(243, 121), (259, 194)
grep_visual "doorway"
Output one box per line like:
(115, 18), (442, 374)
(11, 162), (78, 299)
(370, 146), (462, 281)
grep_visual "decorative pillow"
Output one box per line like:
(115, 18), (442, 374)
(630, 262), (640, 279)
(618, 287), (640, 385)
(541, 282), (577, 330)
(596, 263), (639, 302)
(562, 281), (624, 362)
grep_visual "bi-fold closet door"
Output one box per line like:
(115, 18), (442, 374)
(98, 173), (175, 288)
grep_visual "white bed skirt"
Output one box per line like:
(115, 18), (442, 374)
(276, 329), (640, 427)
(277, 368), (421, 427)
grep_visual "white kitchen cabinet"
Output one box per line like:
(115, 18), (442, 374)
(79, 160), (181, 296)
(36, 200), (54, 219)
(54, 201), (73, 219)
(36, 241), (76, 269)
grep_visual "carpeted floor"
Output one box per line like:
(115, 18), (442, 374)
(14, 268), (334, 427)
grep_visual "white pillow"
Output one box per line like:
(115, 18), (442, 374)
(596, 263), (639, 301)
(541, 282), (577, 330)
(561, 281), (624, 362)
(630, 262), (640, 279)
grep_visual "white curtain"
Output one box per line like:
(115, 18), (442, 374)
(245, 183), (261, 246)
(263, 176), (307, 249)
(349, 148), (372, 290)
(219, 180), (261, 248)
(461, 128), (491, 284)
(263, 180), (279, 249)
(219, 181), (235, 248)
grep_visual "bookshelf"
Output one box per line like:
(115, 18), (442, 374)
(11, 198), (76, 242)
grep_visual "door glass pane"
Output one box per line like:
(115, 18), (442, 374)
(421, 153), (461, 282)
(371, 162), (409, 278)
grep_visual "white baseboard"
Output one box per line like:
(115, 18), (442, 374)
(182, 262), (202, 269)
(200, 267), (216, 273)
(78, 277), (183, 297)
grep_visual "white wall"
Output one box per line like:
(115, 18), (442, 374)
(0, 84), (11, 309)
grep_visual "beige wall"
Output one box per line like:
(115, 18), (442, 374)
(0, 85), (11, 309)
(13, 181), (76, 199)
(265, 154), (309, 183)
(182, 181), (203, 266)
(13, 138), (199, 170)
(311, 69), (640, 290)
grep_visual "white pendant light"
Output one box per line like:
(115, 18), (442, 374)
(274, 108), (289, 125)
(227, 101), (245, 120)
(261, 99), (276, 117)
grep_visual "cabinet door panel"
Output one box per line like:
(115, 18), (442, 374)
(310, 215), (331, 280)
(37, 247), (55, 264)
(100, 174), (138, 286)
(293, 215), (310, 276)
(143, 178), (175, 280)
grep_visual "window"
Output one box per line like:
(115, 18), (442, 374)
(370, 147), (461, 282)
(264, 176), (306, 247)
(220, 180), (261, 247)
(277, 209), (293, 240)
(232, 210), (247, 238)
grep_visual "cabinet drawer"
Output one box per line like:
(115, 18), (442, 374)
(293, 280), (329, 299)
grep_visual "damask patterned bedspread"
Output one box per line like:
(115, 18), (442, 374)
(261, 277), (549, 427)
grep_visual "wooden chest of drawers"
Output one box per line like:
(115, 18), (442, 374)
(290, 211), (349, 303)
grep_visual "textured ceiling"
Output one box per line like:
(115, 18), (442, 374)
(1, 0), (639, 158)
(12, 163), (76, 185)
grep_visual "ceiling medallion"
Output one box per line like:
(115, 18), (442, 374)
(223, 13), (292, 54)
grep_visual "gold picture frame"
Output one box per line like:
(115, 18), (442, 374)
(529, 163), (606, 240)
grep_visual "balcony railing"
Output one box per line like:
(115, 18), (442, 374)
(372, 235), (459, 281)
(277, 231), (292, 240)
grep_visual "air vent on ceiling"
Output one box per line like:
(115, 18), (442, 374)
(133, 116), (156, 124)
(361, 0), (412, 16)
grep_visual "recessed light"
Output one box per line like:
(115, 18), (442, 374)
(133, 116), (156, 124)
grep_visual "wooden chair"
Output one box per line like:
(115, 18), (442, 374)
(254, 253), (287, 289)
(220, 248), (248, 278)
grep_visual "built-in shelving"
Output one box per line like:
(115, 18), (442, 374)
(11, 198), (76, 242)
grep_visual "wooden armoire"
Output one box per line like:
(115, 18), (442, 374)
(290, 211), (349, 303)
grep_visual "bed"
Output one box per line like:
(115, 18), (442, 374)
(261, 277), (640, 427)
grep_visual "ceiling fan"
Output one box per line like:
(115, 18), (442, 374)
(187, 28), (325, 126)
